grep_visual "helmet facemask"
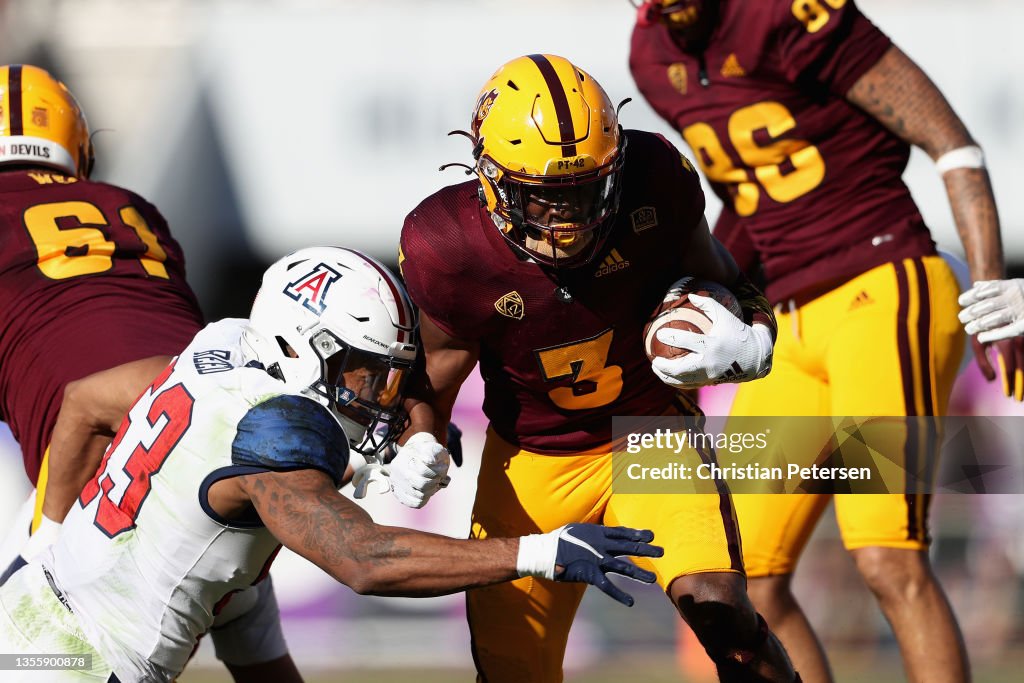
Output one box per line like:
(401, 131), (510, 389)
(478, 140), (626, 269)
(308, 330), (412, 458)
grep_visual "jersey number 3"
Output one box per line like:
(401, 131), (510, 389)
(536, 329), (624, 410)
(79, 363), (195, 538)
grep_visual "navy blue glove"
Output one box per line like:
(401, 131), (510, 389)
(446, 422), (463, 467)
(555, 524), (663, 606)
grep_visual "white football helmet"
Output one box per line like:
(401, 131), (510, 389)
(241, 247), (418, 455)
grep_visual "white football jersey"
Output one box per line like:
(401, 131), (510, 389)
(44, 319), (349, 682)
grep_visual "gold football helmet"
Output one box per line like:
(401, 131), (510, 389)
(0, 64), (94, 178)
(469, 54), (625, 268)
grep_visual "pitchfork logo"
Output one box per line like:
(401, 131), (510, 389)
(284, 263), (342, 315)
(472, 88), (499, 139)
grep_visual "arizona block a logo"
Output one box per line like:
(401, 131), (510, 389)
(285, 263), (342, 315)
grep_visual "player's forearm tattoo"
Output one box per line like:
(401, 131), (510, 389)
(849, 45), (1004, 280)
(944, 169), (1005, 279)
(846, 45), (971, 157)
(247, 472), (411, 568)
(244, 469), (518, 596)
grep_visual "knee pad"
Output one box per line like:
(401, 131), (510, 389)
(704, 612), (769, 666)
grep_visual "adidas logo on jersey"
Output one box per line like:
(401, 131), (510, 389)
(721, 54), (746, 78)
(594, 249), (631, 278)
(849, 290), (875, 311)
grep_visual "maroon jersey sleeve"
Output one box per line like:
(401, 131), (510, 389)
(399, 182), (498, 341)
(773, 0), (892, 94)
(0, 172), (203, 482)
(652, 133), (706, 236)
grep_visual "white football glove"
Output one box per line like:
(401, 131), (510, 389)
(651, 293), (773, 387)
(958, 279), (1024, 343)
(21, 516), (62, 562)
(386, 432), (451, 509)
(351, 432), (451, 508)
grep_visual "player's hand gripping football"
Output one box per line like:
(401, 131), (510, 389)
(959, 280), (1024, 401)
(651, 294), (773, 387)
(516, 524), (664, 606)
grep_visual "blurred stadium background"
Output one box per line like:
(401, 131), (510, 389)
(1, 0), (1023, 680)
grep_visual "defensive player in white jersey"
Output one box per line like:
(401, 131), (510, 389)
(0, 247), (663, 682)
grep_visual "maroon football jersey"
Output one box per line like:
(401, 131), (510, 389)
(401, 131), (704, 454)
(0, 170), (203, 483)
(630, 0), (936, 303)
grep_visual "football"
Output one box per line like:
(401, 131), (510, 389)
(643, 277), (743, 362)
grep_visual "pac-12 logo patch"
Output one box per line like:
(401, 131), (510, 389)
(667, 63), (688, 95)
(494, 290), (524, 320)
(631, 206), (658, 233)
(285, 263), (342, 315)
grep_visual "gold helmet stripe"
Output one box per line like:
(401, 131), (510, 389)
(526, 54), (577, 157)
(8, 65), (23, 135)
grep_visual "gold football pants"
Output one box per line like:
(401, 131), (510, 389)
(467, 428), (743, 682)
(731, 256), (965, 576)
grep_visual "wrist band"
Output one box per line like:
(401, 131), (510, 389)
(516, 529), (560, 579)
(935, 145), (985, 174)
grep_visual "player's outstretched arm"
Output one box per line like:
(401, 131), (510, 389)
(846, 45), (1002, 281)
(238, 468), (662, 602)
(42, 355), (174, 524)
(846, 45), (1024, 399)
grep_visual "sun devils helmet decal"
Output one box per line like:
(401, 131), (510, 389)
(284, 262), (342, 315)
(471, 88), (499, 139)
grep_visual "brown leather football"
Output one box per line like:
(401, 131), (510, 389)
(643, 277), (743, 362)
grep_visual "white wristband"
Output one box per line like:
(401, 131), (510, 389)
(935, 145), (985, 175)
(516, 528), (562, 580)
